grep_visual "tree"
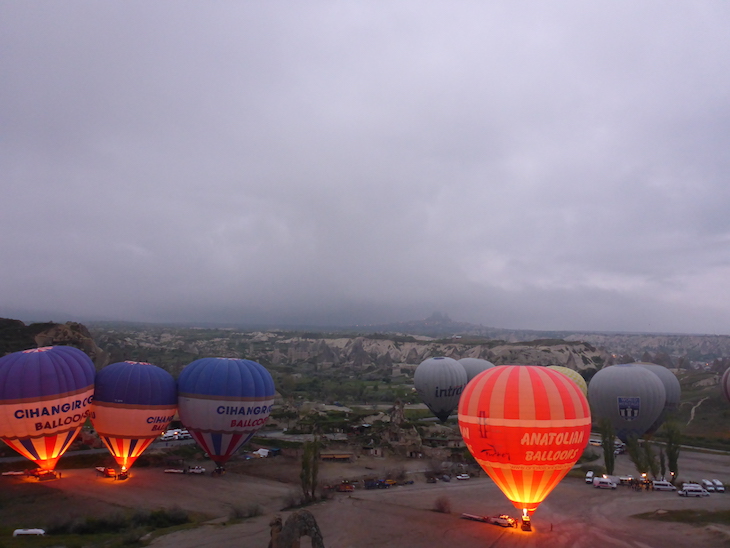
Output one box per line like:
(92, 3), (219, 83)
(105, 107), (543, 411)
(659, 447), (667, 479)
(598, 418), (616, 475)
(300, 438), (321, 503)
(663, 421), (682, 483)
(626, 436), (649, 476)
(643, 441), (659, 479)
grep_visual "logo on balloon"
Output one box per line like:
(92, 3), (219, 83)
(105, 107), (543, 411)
(618, 397), (640, 421)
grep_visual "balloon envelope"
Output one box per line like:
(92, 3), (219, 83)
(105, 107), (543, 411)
(635, 363), (681, 435)
(547, 366), (588, 397)
(588, 364), (666, 442)
(458, 358), (495, 383)
(178, 358), (275, 466)
(414, 357), (467, 422)
(459, 366), (591, 515)
(91, 361), (177, 470)
(0, 346), (95, 470)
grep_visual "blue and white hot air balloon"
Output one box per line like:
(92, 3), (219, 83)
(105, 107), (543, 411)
(177, 358), (275, 467)
(0, 346), (95, 470)
(91, 361), (177, 471)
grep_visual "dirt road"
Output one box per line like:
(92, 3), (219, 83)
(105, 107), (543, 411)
(3, 449), (729, 548)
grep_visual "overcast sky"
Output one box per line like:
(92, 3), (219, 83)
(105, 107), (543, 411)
(2, 2), (730, 334)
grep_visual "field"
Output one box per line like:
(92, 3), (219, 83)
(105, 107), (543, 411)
(2, 448), (730, 548)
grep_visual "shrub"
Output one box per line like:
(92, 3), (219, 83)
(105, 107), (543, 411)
(433, 496), (451, 514)
(229, 504), (263, 520)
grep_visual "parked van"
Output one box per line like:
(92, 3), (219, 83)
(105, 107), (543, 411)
(712, 479), (725, 492)
(593, 477), (617, 489)
(701, 479), (715, 492)
(678, 484), (710, 497)
(13, 529), (45, 536)
(652, 480), (676, 491)
(585, 471), (595, 484)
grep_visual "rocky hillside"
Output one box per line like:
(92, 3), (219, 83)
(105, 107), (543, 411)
(0, 318), (109, 368)
(88, 324), (608, 374)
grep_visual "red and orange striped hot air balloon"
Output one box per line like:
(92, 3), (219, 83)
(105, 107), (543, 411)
(458, 365), (591, 516)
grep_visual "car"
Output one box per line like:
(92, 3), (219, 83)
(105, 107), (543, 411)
(95, 467), (116, 478)
(336, 483), (355, 492)
(27, 469), (57, 481)
(652, 480), (677, 491)
(712, 479), (725, 492)
(490, 514), (517, 528)
(188, 466), (206, 474)
(461, 513), (489, 523)
(440, 475), (451, 482)
(456, 474), (471, 480)
(1, 471), (26, 476)
(164, 468), (185, 474)
(585, 471), (595, 484)
(701, 479), (715, 492)
(593, 477), (617, 489)
(618, 475), (634, 485)
(384, 479), (398, 486)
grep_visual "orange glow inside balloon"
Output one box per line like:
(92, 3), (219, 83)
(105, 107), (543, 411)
(458, 366), (591, 515)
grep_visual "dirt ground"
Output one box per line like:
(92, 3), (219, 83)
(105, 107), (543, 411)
(2, 450), (730, 548)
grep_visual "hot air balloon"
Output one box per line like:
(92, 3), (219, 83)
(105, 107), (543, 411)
(722, 367), (730, 403)
(414, 357), (467, 422)
(0, 346), (95, 470)
(458, 365), (591, 516)
(588, 363), (665, 442)
(177, 358), (275, 469)
(90, 361), (177, 472)
(547, 365), (588, 397)
(458, 358), (495, 383)
(635, 363), (681, 435)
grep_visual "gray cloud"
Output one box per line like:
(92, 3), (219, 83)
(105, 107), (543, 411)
(2, 1), (730, 334)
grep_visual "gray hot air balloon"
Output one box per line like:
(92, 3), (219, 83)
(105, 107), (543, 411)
(458, 357), (495, 383)
(414, 357), (467, 422)
(588, 363), (666, 442)
(635, 363), (681, 435)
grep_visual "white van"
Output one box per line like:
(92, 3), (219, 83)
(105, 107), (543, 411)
(701, 479), (715, 492)
(712, 479), (725, 492)
(678, 484), (710, 497)
(585, 471), (595, 484)
(593, 477), (617, 489)
(652, 480), (676, 491)
(13, 529), (45, 536)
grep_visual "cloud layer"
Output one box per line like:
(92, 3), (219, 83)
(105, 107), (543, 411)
(2, 2), (730, 333)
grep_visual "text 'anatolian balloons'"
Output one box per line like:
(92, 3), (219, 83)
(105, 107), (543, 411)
(91, 361), (177, 471)
(458, 365), (591, 515)
(0, 346), (95, 470)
